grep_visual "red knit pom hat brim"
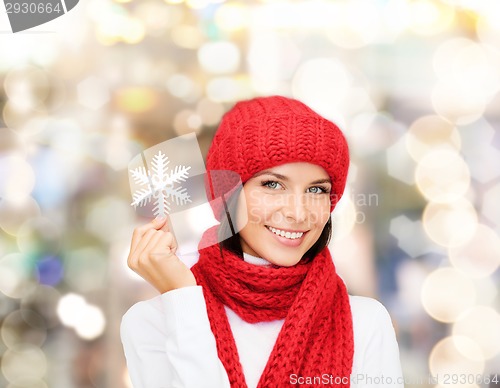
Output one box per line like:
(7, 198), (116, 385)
(206, 95), (350, 213)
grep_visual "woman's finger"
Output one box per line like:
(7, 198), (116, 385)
(130, 217), (167, 252)
(128, 228), (158, 267)
(148, 232), (176, 260)
(159, 216), (178, 251)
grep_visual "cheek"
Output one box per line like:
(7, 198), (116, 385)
(244, 190), (278, 222)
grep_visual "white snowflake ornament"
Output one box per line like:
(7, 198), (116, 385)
(127, 132), (247, 255)
(130, 151), (192, 218)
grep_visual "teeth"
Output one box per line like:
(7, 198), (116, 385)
(267, 226), (304, 240)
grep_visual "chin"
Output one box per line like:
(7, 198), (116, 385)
(259, 248), (306, 267)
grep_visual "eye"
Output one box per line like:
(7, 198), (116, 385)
(262, 180), (282, 190)
(307, 186), (330, 194)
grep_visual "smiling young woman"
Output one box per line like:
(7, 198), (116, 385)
(121, 96), (403, 388)
(232, 162), (332, 267)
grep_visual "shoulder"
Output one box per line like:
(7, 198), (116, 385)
(348, 295), (392, 321)
(348, 295), (396, 339)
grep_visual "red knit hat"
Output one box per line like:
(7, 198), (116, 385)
(206, 95), (350, 213)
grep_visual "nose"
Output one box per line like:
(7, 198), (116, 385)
(282, 193), (308, 223)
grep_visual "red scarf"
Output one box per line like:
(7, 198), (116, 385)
(190, 227), (354, 387)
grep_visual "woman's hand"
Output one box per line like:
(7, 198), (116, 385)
(127, 217), (197, 294)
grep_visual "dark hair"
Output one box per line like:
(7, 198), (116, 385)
(217, 186), (333, 263)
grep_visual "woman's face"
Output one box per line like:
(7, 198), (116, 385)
(236, 162), (332, 267)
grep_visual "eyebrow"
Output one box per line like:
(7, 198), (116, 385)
(253, 171), (332, 185)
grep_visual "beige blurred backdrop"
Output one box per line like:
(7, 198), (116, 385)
(1, 0), (500, 387)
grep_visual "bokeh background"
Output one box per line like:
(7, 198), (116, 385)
(1, 0), (500, 387)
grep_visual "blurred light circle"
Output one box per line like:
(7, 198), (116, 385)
(56, 293), (86, 328)
(214, 3), (249, 31)
(2, 100), (48, 131)
(1, 309), (47, 349)
(7, 378), (48, 388)
(16, 217), (61, 256)
(433, 37), (471, 78)
(196, 98), (224, 127)
(104, 120), (138, 171)
(0, 33), (57, 72)
(386, 136), (418, 186)
(405, 115), (461, 162)
(482, 183), (500, 227)
(198, 41), (240, 74)
(64, 248), (108, 293)
(173, 110), (202, 136)
(452, 306), (500, 359)
(0, 297), (17, 319)
(389, 215), (430, 258)
(382, 0), (411, 39)
(248, 33), (301, 94)
(206, 76), (252, 103)
(421, 267), (476, 323)
(0, 196), (41, 236)
(50, 52), (87, 80)
(20, 285), (61, 329)
(342, 87), (376, 118)
(431, 78), (486, 125)
(28, 146), (79, 209)
(0, 153), (35, 202)
(327, 0), (381, 48)
(0, 253), (36, 299)
(166, 74), (201, 102)
(74, 304), (106, 340)
(1, 344), (47, 382)
(439, 0), (482, 9)
(35, 256), (63, 287)
(476, 3), (500, 47)
(171, 25), (204, 49)
(4, 67), (50, 113)
(292, 58), (351, 123)
(77, 76), (110, 110)
(0, 127), (24, 154)
(96, 13), (145, 45)
(429, 336), (484, 380)
(473, 276), (498, 306)
(409, 0), (454, 36)
(434, 38), (500, 101)
(85, 197), (134, 243)
(415, 149), (470, 203)
(449, 224), (500, 278)
(40, 119), (85, 159)
(422, 198), (478, 247)
(186, 0), (213, 9)
(134, 2), (171, 36)
(452, 44), (500, 100)
(350, 113), (403, 156)
(115, 87), (158, 113)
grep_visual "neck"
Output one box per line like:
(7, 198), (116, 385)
(242, 252), (274, 267)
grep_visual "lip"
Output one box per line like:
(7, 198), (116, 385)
(265, 225), (308, 247)
(266, 225), (309, 233)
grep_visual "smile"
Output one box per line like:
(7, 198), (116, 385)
(266, 226), (305, 240)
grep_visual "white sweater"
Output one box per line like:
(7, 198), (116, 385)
(121, 253), (404, 388)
